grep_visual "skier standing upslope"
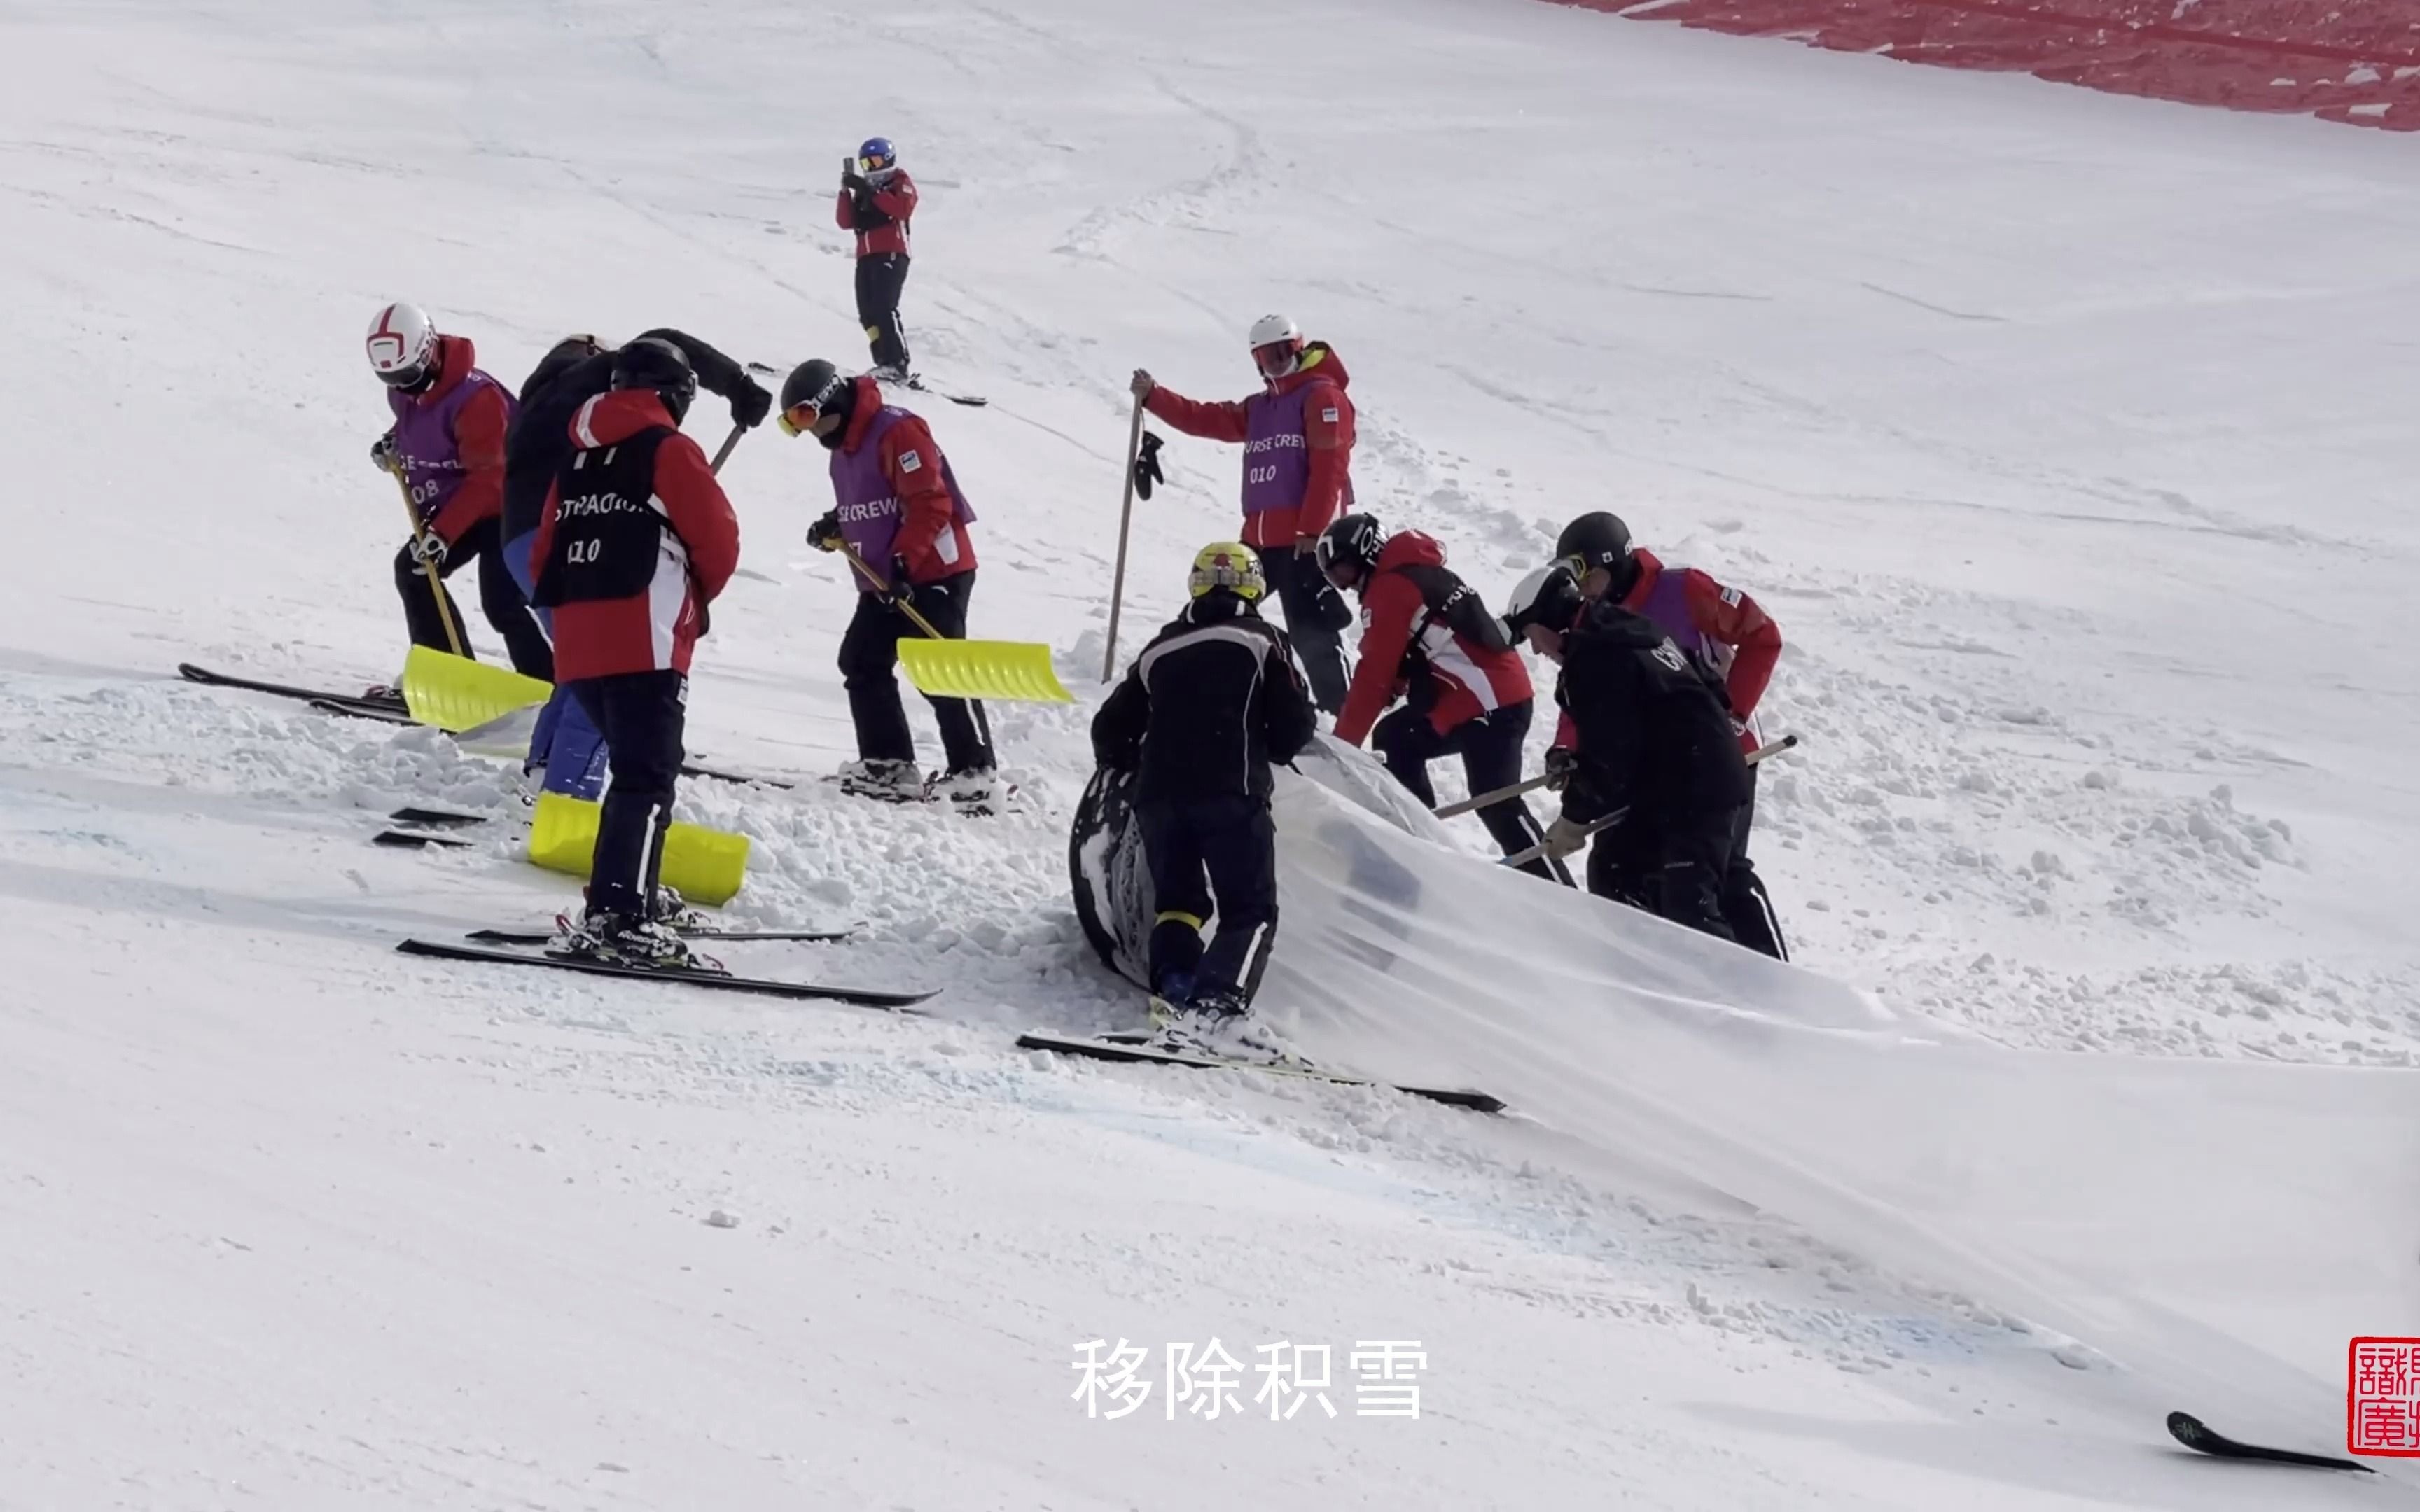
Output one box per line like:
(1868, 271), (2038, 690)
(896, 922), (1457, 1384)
(1129, 315), (1357, 714)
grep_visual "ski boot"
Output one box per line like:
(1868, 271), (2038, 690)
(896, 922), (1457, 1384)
(1153, 990), (1290, 1064)
(936, 765), (1000, 816)
(837, 757), (928, 804)
(647, 884), (711, 932)
(867, 362), (915, 386)
(554, 908), (704, 972)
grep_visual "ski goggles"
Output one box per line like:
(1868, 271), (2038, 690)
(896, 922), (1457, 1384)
(1251, 340), (1302, 379)
(858, 155), (891, 175)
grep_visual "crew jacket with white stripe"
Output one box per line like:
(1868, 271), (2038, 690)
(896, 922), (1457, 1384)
(1090, 595), (1317, 803)
(1333, 531), (1533, 748)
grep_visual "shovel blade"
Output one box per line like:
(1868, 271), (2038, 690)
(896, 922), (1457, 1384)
(401, 645), (555, 733)
(896, 637), (1073, 704)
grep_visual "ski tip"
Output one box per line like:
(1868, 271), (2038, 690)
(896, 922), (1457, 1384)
(2164, 1410), (2374, 1473)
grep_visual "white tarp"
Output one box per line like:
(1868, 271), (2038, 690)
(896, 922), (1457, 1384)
(1274, 738), (2419, 1453)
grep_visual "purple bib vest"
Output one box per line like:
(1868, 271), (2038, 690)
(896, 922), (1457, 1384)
(1633, 564), (1743, 706)
(1239, 388), (1312, 517)
(1632, 568), (1710, 659)
(830, 407), (976, 589)
(389, 366), (511, 524)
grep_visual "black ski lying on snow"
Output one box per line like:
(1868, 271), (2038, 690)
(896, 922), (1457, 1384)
(179, 662), (405, 719)
(464, 925), (855, 946)
(396, 937), (933, 1009)
(1017, 1030), (1505, 1114)
(374, 829), (475, 850)
(392, 806), (487, 828)
(681, 760), (798, 790)
(896, 375), (987, 407)
(314, 698), (415, 724)
(2165, 1412), (2372, 1473)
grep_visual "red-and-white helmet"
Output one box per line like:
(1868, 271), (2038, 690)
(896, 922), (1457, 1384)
(365, 302), (440, 388)
(1248, 312), (1304, 379)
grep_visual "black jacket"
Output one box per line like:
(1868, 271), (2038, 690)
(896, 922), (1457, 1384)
(1092, 596), (1316, 803)
(1555, 600), (1752, 826)
(502, 330), (755, 543)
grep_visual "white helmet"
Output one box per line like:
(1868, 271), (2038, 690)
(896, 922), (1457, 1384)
(366, 302), (440, 388)
(1247, 312), (1304, 378)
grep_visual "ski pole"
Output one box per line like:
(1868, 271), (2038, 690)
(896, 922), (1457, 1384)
(840, 540), (947, 640)
(1498, 811), (1625, 871)
(1746, 732), (1799, 766)
(1101, 394), (1146, 682)
(1442, 734), (1797, 825)
(392, 467), (466, 659)
(709, 423), (746, 475)
(1435, 771), (1557, 820)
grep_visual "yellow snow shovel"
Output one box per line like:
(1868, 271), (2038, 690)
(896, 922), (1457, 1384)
(837, 542), (1071, 704)
(398, 645), (555, 734)
(526, 790), (751, 907)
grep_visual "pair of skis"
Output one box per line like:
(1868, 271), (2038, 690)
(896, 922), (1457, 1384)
(741, 358), (987, 409)
(1015, 1026), (1505, 1114)
(398, 927), (1502, 1112)
(396, 938), (926, 1007)
(181, 662), (807, 789)
(179, 662), (407, 722)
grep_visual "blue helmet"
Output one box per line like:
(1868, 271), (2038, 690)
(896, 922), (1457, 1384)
(857, 136), (897, 173)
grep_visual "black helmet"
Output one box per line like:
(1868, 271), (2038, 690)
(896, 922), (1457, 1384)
(1503, 563), (1587, 638)
(611, 337), (696, 425)
(1314, 513), (1386, 583)
(778, 358), (855, 446)
(1555, 511), (1632, 575)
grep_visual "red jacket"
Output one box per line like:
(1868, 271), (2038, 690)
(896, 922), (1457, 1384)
(837, 377), (978, 584)
(835, 169), (917, 257)
(1142, 343), (1356, 549)
(1551, 548), (1781, 755)
(1335, 531), (1532, 747)
(532, 390), (741, 681)
(417, 336), (510, 548)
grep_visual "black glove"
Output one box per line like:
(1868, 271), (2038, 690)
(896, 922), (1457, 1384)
(370, 432), (398, 474)
(1543, 745), (1579, 790)
(1133, 430), (1166, 500)
(807, 512), (842, 552)
(730, 377), (772, 430)
(407, 530), (448, 568)
(886, 554), (914, 605)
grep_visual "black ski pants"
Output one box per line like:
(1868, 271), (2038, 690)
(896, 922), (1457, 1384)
(1256, 542), (1351, 715)
(566, 670), (688, 920)
(1723, 773), (1788, 960)
(1585, 803), (1741, 945)
(856, 253), (911, 372)
(1373, 700), (1569, 885)
(393, 517), (555, 680)
(1139, 794), (1279, 1006)
(837, 570), (994, 775)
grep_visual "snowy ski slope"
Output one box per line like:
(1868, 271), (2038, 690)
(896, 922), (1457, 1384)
(2, 0), (2416, 1505)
